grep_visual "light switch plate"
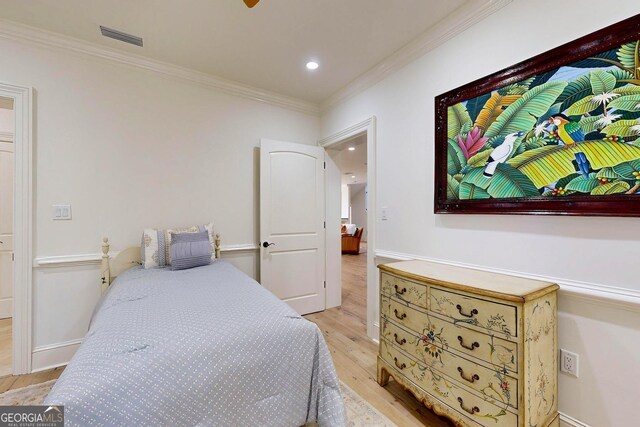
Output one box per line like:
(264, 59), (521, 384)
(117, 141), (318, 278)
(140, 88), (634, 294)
(52, 204), (72, 220)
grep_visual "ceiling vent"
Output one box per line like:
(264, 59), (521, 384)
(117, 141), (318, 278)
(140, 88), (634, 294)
(100, 26), (143, 47)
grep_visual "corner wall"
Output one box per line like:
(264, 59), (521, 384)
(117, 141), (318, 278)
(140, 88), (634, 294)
(321, 1), (640, 425)
(0, 35), (318, 370)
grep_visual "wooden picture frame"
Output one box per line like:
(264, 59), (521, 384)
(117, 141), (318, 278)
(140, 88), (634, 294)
(435, 14), (640, 216)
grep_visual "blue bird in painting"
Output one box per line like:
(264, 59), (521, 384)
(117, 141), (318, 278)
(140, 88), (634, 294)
(547, 114), (592, 178)
(483, 131), (524, 178)
(574, 152), (591, 179)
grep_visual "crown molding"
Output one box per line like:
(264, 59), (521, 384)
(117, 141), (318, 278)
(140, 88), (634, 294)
(375, 249), (640, 313)
(320, 0), (513, 112)
(0, 19), (320, 115)
(0, 1), (512, 117)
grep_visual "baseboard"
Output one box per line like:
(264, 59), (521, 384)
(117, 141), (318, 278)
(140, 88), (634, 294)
(31, 339), (81, 372)
(559, 412), (591, 427)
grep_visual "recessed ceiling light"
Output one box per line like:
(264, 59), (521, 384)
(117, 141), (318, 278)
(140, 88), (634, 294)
(348, 147), (355, 151)
(351, 175), (356, 179)
(306, 61), (319, 70)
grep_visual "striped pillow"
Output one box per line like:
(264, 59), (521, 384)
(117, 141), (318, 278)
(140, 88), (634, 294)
(141, 222), (215, 269)
(169, 231), (212, 270)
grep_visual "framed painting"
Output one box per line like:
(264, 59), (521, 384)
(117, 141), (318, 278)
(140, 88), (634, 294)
(434, 14), (640, 216)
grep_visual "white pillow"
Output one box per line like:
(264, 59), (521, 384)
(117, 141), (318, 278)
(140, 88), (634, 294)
(345, 224), (357, 235)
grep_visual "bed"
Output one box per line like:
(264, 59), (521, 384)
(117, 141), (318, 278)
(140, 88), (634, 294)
(44, 237), (346, 426)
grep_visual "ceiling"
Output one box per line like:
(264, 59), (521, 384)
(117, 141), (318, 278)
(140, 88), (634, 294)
(0, 0), (470, 103)
(331, 134), (367, 185)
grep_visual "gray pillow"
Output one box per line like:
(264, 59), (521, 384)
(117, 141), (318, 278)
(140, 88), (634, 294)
(169, 231), (212, 270)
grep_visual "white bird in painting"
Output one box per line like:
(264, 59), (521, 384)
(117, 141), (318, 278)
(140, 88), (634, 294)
(483, 131), (524, 178)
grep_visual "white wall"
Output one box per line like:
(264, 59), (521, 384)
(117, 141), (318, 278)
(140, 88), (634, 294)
(348, 183), (367, 241)
(0, 36), (318, 370)
(321, 1), (640, 426)
(341, 184), (350, 220)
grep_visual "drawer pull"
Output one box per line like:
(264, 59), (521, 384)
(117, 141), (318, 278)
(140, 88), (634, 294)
(457, 397), (479, 415)
(393, 357), (406, 370)
(393, 333), (406, 346)
(457, 336), (480, 351)
(394, 284), (407, 295)
(457, 367), (480, 383)
(456, 304), (478, 318)
(393, 309), (407, 320)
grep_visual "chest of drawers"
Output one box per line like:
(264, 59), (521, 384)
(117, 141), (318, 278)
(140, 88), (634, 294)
(377, 260), (559, 427)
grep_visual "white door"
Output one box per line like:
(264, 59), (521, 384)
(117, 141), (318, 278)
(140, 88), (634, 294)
(0, 140), (13, 319)
(260, 139), (325, 315)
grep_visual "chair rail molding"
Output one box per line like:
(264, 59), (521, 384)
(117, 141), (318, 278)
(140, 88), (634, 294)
(375, 249), (640, 312)
(0, 19), (318, 115)
(34, 244), (260, 268)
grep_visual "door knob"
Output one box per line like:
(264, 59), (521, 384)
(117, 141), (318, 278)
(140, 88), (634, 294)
(262, 242), (275, 248)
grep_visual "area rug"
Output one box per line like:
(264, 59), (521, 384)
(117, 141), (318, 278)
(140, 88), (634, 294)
(0, 379), (55, 406)
(0, 380), (396, 426)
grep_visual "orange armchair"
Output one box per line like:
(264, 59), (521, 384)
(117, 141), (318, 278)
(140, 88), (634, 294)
(341, 227), (363, 254)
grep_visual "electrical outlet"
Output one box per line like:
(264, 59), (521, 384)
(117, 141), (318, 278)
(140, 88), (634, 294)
(560, 349), (579, 377)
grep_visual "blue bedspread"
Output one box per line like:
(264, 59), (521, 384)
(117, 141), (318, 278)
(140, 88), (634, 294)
(45, 261), (345, 426)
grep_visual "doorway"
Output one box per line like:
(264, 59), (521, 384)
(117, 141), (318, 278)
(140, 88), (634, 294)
(0, 82), (33, 376)
(320, 116), (377, 341)
(328, 136), (368, 329)
(0, 96), (15, 377)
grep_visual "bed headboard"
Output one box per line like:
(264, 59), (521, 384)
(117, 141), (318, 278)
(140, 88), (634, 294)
(100, 235), (222, 293)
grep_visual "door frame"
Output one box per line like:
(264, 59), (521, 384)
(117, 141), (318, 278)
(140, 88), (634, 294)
(0, 82), (33, 374)
(318, 116), (378, 341)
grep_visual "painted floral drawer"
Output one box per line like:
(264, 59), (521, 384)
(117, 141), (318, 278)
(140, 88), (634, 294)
(378, 261), (558, 427)
(381, 340), (518, 426)
(381, 318), (519, 409)
(430, 288), (517, 339)
(382, 296), (518, 373)
(380, 272), (428, 308)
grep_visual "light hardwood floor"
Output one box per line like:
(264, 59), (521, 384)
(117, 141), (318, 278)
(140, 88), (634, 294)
(305, 243), (453, 427)
(0, 318), (12, 377)
(0, 316), (64, 393)
(2, 246), (451, 426)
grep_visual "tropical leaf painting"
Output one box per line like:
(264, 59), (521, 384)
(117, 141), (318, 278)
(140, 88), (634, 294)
(443, 35), (640, 205)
